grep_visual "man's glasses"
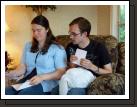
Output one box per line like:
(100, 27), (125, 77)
(68, 32), (81, 36)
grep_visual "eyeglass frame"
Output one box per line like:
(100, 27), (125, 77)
(68, 32), (82, 37)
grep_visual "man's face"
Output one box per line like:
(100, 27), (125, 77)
(69, 24), (84, 45)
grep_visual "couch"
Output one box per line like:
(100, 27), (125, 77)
(56, 35), (125, 95)
(6, 35), (125, 95)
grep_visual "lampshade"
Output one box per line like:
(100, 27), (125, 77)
(5, 22), (10, 32)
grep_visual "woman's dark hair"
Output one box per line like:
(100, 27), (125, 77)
(69, 17), (91, 36)
(31, 15), (57, 54)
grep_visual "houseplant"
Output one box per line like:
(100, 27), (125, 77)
(25, 5), (56, 15)
(5, 51), (14, 71)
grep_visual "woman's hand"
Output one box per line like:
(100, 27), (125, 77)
(5, 70), (17, 80)
(29, 75), (43, 85)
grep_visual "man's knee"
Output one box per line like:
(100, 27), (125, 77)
(67, 88), (86, 95)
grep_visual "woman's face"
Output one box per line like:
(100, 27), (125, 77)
(32, 24), (48, 43)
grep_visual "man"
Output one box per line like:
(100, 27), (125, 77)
(65, 17), (112, 95)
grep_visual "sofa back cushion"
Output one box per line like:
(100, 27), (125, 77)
(56, 35), (71, 48)
(56, 35), (118, 73)
(89, 35), (118, 73)
(116, 42), (125, 74)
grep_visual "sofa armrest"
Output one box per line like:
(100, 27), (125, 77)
(87, 73), (125, 95)
(5, 75), (24, 87)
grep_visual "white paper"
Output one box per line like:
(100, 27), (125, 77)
(12, 80), (33, 91)
(72, 49), (87, 65)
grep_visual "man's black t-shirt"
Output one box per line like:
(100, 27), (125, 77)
(66, 40), (111, 76)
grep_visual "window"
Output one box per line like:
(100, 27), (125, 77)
(118, 5), (125, 42)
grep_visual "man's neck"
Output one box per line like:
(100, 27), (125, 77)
(78, 38), (90, 49)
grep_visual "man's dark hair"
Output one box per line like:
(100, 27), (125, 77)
(69, 17), (91, 36)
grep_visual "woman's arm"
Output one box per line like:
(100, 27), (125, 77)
(29, 68), (66, 85)
(13, 64), (26, 76)
(41, 68), (66, 80)
(6, 64), (26, 79)
(29, 45), (67, 85)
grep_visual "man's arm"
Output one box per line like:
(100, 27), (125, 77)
(80, 59), (112, 75)
(67, 55), (78, 68)
(92, 63), (112, 75)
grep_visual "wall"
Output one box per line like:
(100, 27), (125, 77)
(5, 5), (32, 66)
(45, 5), (97, 36)
(5, 5), (110, 65)
(97, 5), (110, 35)
(110, 5), (119, 38)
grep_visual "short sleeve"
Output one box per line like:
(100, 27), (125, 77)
(54, 46), (67, 69)
(20, 42), (30, 64)
(98, 43), (111, 65)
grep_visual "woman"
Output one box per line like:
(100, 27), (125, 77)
(5, 15), (67, 95)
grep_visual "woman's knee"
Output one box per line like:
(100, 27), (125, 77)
(18, 84), (44, 95)
(5, 86), (18, 95)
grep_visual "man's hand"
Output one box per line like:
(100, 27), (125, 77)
(80, 58), (97, 71)
(70, 55), (78, 63)
(69, 55), (78, 68)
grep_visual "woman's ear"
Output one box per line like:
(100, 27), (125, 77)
(46, 29), (49, 33)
